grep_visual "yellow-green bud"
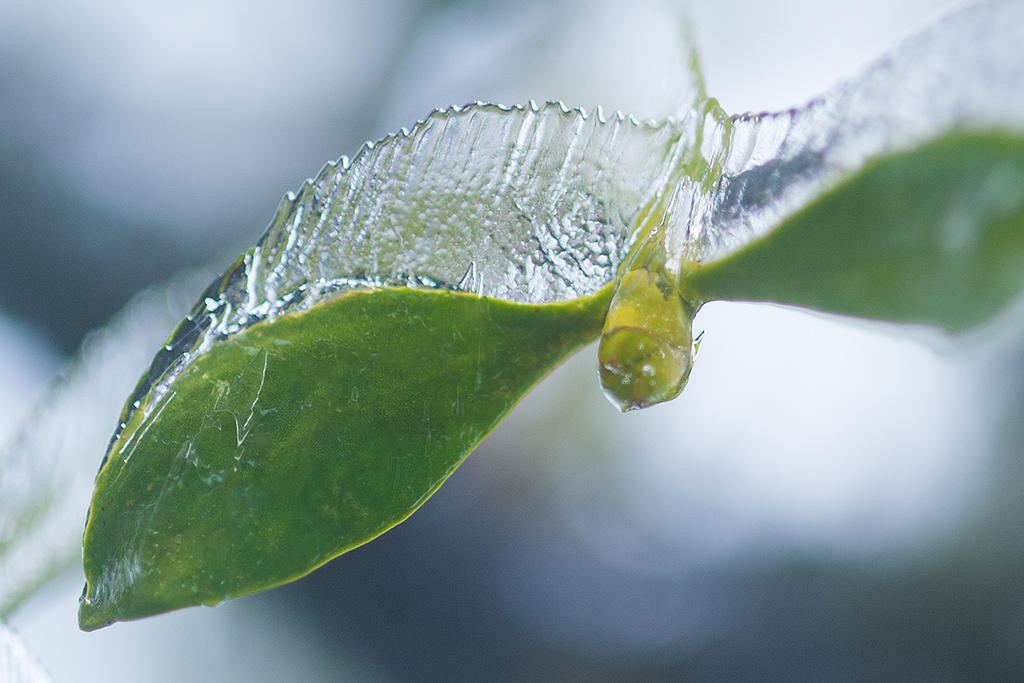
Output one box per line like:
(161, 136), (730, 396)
(598, 269), (694, 411)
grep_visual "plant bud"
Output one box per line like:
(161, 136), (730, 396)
(598, 268), (695, 411)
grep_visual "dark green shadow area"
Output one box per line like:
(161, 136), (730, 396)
(80, 284), (611, 630)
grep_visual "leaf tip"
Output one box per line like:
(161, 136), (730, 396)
(77, 591), (113, 632)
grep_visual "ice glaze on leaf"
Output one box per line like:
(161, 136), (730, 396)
(686, 131), (1024, 331)
(80, 286), (609, 630)
(105, 103), (697, 466)
(80, 103), (695, 629)
(80, 0), (1024, 629)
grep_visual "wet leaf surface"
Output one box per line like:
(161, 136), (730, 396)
(79, 285), (609, 629)
(688, 131), (1024, 331)
(75, 1), (1024, 630)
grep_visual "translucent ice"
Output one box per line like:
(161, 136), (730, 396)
(112, 0), (1024, 440)
(4, 1), (1023, 612)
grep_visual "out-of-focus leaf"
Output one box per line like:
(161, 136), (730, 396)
(1, 621), (51, 683)
(687, 131), (1024, 331)
(79, 285), (609, 630)
(0, 273), (209, 618)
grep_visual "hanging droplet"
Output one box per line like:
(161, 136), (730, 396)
(598, 268), (695, 411)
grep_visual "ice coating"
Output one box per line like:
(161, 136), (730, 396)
(598, 0), (1024, 410)
(675, 0), (1024, 264)
(104, 102), (700, 454)
(253, 102), (691, 306)
(108, 0), (1024, 443)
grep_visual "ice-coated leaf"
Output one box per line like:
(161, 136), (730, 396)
(671, 0), (1024, 331)
(80, 0), (1024, 627)
(686, 131), (1024, 330)
(79, 286), (610, 630)
(80, 103), (703, 628)
(663, 0), (1024, 268)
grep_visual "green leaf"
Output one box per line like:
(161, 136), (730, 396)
(685, 131), (1024, 331)
(76, 1), (1024, 629)
(77, 101), (685, 630)
(79, 284), (610, 630)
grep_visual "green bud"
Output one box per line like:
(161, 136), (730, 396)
(598, 268), (695, 411)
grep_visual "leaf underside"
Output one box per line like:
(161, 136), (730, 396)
(79, 285), (610, 630)
(689, 131), (1024, 332)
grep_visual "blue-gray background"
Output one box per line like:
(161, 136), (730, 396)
(5, 0), (1024, 680)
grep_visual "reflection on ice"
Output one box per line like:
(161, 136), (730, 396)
(119, 1), (1024, 448)
(4, 0), (1024, 648)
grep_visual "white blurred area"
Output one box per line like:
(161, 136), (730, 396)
(12, 571), (384, 683)
(0, 316), (59, 445)
(478, 301), (1018, 653)
(0, 0), (411, 233)
(5, 0), (1019, 678)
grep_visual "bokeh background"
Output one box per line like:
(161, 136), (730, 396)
(4, 0), (1024, 680)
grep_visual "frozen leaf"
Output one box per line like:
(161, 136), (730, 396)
(80, 103), (702, 629)
(79, 287), (610, 630)
(686, 131), (1024, 330)
(80, 0), (1024, 627)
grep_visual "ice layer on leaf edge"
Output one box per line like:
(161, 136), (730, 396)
(105, 0), (1024, 462)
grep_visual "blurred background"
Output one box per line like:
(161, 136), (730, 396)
(4, 0), (1024, 680)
